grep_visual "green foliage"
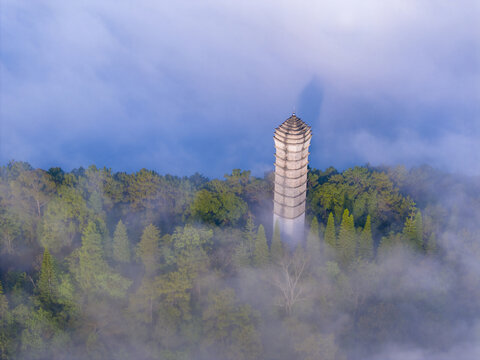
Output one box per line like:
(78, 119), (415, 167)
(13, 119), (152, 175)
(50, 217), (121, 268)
(233, 214), (256, 267)
(403, 209), (424, 251)
(253, 225), (269, 267)
(73, 221), (131, 298)
(0, 281), (14, 360)
(306, 217), (321, 256)
(357, 215), (373, 261)
(377, 232), (405, 259)
(189, 180), (247, 226)
(0, 281), (8, 317)
(324, 213), (336, 250)
(37, 248), (59, 308)
(137, 224), (161, 277)
(112, 220), (131, 263)
(40, 184), (89, 253)
(271, 221), (284, 263)
(11, 169), (55, 217)
(202, 288), (261, 360)
(336, 209), (356, 268)
(2, 162), (478, 360)
(308, 166), (412, 235)
(414, 210), (424, 250)
(0, 208), (21, 255)
(294, 333), (339, 360)
(156, 267), (193, 323)
(171, 225), (212, 276)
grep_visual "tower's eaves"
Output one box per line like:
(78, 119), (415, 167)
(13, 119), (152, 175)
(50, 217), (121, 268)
(275, 114), (311, 137)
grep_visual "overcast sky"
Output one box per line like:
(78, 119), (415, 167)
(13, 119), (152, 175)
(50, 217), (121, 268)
(1, 0), (479, 177)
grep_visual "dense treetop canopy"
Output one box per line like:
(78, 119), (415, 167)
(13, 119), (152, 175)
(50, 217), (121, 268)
(1, 161), (480, 359)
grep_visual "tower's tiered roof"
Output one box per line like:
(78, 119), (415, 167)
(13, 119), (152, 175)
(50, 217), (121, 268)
(274, 114), (312, 143)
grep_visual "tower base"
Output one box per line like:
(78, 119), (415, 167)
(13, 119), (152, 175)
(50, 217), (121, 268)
(273, 213), (305, 247)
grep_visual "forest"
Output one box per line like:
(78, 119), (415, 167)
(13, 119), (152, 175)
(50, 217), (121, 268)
(1, 160), (480, 360)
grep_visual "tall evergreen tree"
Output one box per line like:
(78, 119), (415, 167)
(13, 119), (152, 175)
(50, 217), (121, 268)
(324, 213), (336, 249)
(336, 209), (356, 268)
(0, 280), (13, 360)
(0, 281), (7, 317)
(414, 211), (424, 250)
(357, 215), (373, 261)
(253, 225), (269, 267)
(403, 209), (423, 251)
(112, 220), (131, 263)
(306, 217), (321, 256)
(244, 213), (256, 255)
(233, 213), (256, 267)
(37, 248), (59, 307)
(77, 221), (105, 292)
(270, 221), (284, 263)
(75, 221), (131, 298)
(137, 224), (161, 277)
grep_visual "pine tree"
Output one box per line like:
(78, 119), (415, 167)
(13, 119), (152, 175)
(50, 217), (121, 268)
(0, 280), (11, 360)
(306, 217), (321, 256)
(112, 220), (131, 263)
(337, 209), (356, 268)
(37, 248), (58, 306)
(0, 280), (8, 317)
(137, 224), (161, 277)
(324, 213), (336, 249)
(403, 209), (423, 251)
(253, 225), (269, 267)
(357, 215), (373, 261)
(414, 211), (424, 250)
(76, 221), (131, 298)
(232, 243), (251, 268)
(271, 221), (284, 263)
(244, 213), (256, 255)
(77, 221), (105, 292)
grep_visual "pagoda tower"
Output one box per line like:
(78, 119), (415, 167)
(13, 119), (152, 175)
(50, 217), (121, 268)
(273, 114), (312, 244)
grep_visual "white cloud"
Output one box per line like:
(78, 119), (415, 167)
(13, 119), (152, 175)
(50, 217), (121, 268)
(1, 0), (479, 175)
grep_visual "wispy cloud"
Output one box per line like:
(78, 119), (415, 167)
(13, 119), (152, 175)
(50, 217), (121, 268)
(1, 0), (479, 176)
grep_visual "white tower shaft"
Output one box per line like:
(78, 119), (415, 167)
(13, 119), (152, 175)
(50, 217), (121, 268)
(273, 114), (311, 244)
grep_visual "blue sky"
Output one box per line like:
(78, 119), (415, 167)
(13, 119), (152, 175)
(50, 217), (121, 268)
(1, 0), (479, 177)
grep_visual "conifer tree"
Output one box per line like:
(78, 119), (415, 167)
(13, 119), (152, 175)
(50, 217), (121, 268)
(233, 214), (257, 268)
(78, 221), (105, 292)
(244, 213), (256, 255)
(306, 217), (321, 255)
(271, 221), (284, 263)
(137, 224), (161, 277)
(232, 244), (251, 268)
(357, 215), (373, 261)
(37, 248), (58, 306)
(76, 221), (131, 298)
(403, 209), (423, 251)
(0, 280), (11, 359)
(324, 213), (336, 249)
(414, 211), (424, 250)
(253, 225), (269, 267)
(0, 280), (8, 317)
(336, 209), (356, 268)
(112, 220), (131, 263)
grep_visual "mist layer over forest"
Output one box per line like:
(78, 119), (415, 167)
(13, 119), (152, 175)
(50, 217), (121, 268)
(1, 161), (480, 360)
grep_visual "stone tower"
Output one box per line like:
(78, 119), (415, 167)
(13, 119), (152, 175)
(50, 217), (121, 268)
(273, 114), (312, 244)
